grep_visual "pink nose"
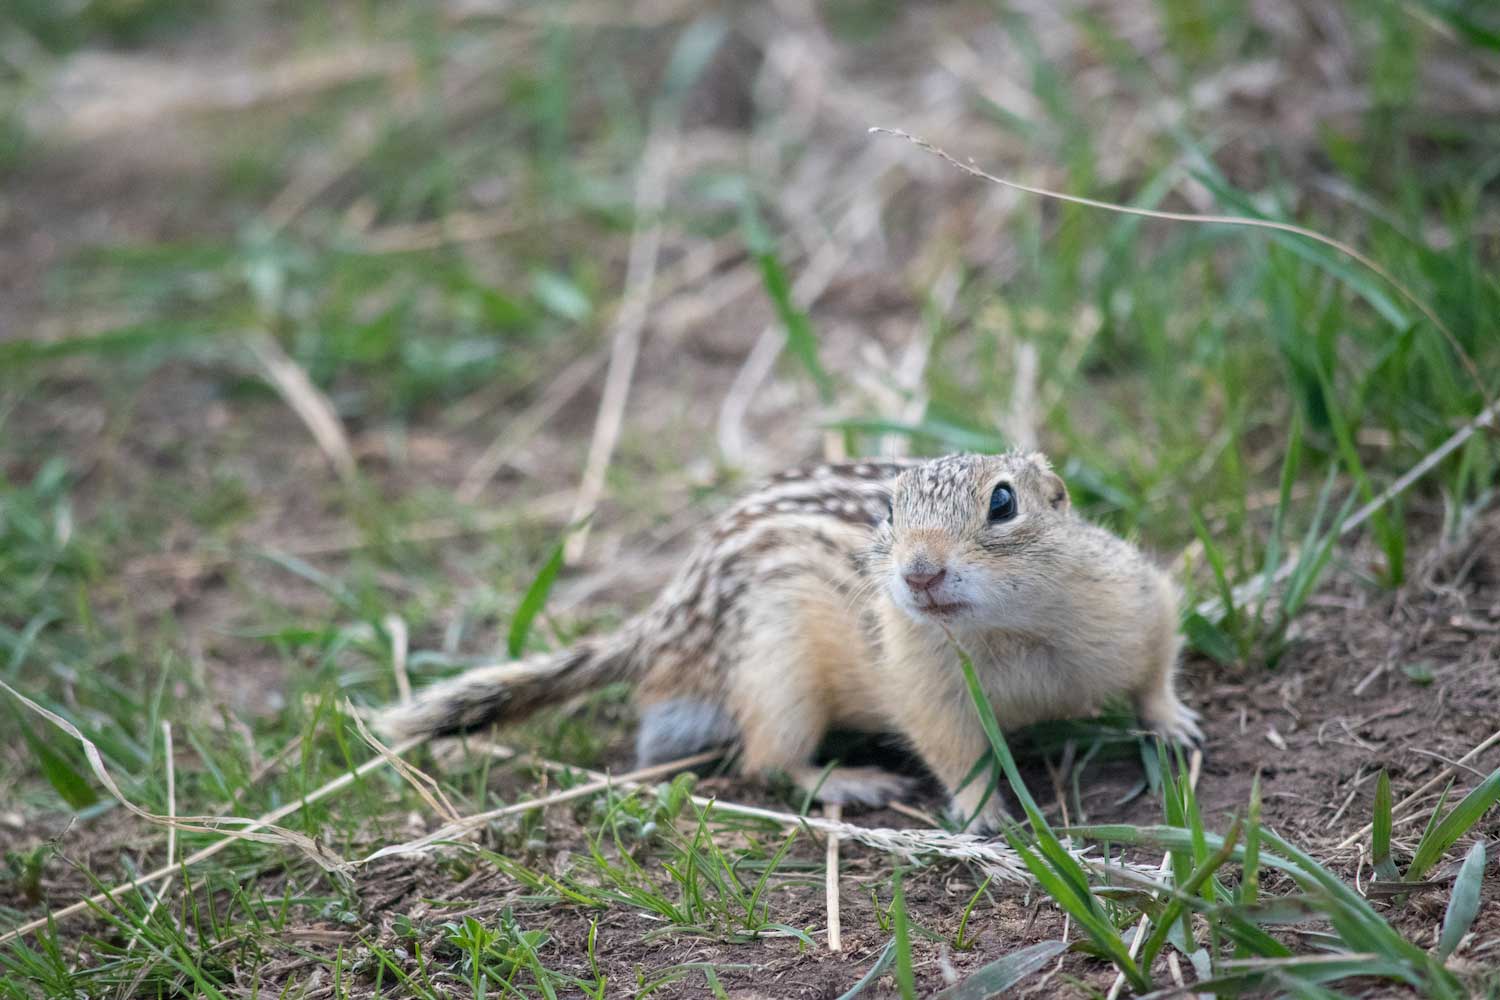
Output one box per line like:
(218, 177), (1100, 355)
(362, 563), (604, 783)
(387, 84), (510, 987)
(903, 567), (947, 593)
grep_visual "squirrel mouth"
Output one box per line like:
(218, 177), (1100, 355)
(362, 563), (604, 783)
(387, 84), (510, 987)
(913, 598), (967, 616)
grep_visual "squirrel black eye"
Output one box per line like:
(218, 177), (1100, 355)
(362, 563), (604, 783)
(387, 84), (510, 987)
(884, 495), (894, 522)
(988, 484), (1017, 523)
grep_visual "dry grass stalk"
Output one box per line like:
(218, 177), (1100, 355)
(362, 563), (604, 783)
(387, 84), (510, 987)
(459, 350), (609, 502)
(348, 703), (461, 825)
(29, 45), (414, 144)
(1005, 342), (1041, 453)
(565, 119), (679, 564)
(425, 737), (1154, 889)
(1167, 951), (1187, 989)
(825, 801), (843, 952)
(248, 733), (304, 785)
(247, 331), (358, 488)
(361, 749), (723, 862)
(1340, 399), (1500, 536)
(122, 488), (579, 578)
(0, 678), (351, 873)
(718, 327), (788, 470)
(385, 613), (411, 704)
(0, 722), (423, 947)
(886, 800), (942, 827)
(460, 235), (743, 503)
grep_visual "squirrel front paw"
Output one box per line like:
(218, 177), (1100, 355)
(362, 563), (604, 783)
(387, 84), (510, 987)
(947, 792), (1012, 837)
(1138, 690), (1204, 749)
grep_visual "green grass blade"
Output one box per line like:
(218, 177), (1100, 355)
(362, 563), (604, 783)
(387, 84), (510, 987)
(1407, 766), (1500, 881)
(952, 874), (992, 950)
(1215, 910), (1294, 958)
(1004, 835), (1149, 991)
(756, 250), (832, 402)
(825, 417), (1007, 454)
(745, 831), (800, 929)
(739, 195), (832, 403)
(1253, 414), (1303, 623)
(1407, 0), (1500, 50)
(954, 649), (1043, 820)
(0, 322), (214, 366)
(1242, 772), (1263, 905)
(1188, 167), (1411, 329)
(658, 16), (730, 103)
(1191, 510), (1238, 634)
(1065, 821), (1457, 994)
(1437, 840), (1485, 959)
(507, 535), (569, 658)
(1181, 610), (1239, 665)
(930, 939), (1069, 999)
(1280, 474), (1357, 623)
(1272, 970), (1380, 998)
(1372, 770), (1400, 881)
(1140, 815), (1242, 970)
(834, 939), (897, 1000)
(1312, 358), (1372, 503)
(891, 871), (917, 1000)
(10, 707), (98, 810)
(954, 647), (1149, 989)
(955, 665), (1097, 912)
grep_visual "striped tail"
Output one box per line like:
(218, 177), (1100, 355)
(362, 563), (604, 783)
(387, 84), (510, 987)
(375, 630), (640, 742)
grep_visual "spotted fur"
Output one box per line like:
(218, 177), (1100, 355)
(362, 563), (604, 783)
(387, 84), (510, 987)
(377, 452), (1199, 822)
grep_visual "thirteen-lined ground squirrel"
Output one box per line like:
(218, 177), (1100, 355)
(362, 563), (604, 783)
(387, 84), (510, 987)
(378, 451), (1201, 830)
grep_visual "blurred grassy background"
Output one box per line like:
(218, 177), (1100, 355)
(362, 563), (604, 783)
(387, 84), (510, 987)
(4, 0), (1496, 669)
(1, 0), (1498, 994)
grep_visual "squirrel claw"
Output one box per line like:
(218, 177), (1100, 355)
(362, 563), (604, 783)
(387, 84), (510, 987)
(1144, 702), (1205, 751)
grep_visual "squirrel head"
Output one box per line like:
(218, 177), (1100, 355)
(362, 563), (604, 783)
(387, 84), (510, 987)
(866, 451), (1072, 628)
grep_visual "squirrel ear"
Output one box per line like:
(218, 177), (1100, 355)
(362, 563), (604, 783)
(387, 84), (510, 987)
(1043, 472), (1070, 511)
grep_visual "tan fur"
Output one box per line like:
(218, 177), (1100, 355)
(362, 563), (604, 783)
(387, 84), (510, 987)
(377, 452), (1199, 826)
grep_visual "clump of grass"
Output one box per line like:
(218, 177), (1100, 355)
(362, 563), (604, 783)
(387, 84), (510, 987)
(581, 782), (814, 945)
(943, 643), (1497, 997)
(1184, 422), (1356, 668)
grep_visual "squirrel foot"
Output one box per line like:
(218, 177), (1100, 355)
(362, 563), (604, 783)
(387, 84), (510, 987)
(791, 766), (918, 808)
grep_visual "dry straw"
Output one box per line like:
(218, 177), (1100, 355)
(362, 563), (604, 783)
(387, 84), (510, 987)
(0, 709), (425, 947)
(246, 331), (359, 488)
(565, 117), (679, 565)
(824, 801), (843, 952)
(0, 679), (351, 875)
(403, 737), (1144, 890)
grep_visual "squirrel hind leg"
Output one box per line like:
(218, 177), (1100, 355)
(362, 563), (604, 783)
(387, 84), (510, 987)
(635, 698), (738, 767)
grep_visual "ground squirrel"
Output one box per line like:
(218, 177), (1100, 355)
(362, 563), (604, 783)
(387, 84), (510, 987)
(378, 451), (1201, 829)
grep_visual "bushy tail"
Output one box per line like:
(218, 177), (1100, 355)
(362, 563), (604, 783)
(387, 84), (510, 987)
(375, 628), (641, 742)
